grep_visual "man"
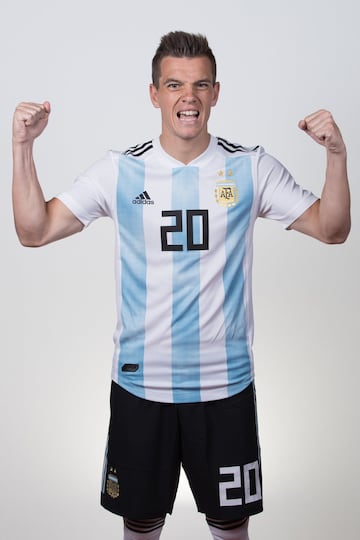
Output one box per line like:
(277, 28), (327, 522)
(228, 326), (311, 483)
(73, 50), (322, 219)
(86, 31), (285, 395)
(12, 31), (350, 540)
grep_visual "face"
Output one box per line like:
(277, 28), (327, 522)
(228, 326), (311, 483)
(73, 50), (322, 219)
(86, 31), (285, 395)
(149, 56), (220, 154)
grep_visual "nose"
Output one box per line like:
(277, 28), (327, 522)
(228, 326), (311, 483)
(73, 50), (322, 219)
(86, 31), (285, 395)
(181, 83), (197, 102)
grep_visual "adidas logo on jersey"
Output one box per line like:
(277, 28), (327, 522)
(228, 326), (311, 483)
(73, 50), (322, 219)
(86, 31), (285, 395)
(132, 191), (155, 205)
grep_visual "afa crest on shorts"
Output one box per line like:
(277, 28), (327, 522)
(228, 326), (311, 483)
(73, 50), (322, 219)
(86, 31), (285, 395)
(215, 171), (239, 208)
(106, 468), (120, 498)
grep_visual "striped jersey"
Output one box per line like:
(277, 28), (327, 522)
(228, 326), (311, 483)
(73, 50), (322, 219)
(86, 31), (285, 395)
(57, 135), (317, 403)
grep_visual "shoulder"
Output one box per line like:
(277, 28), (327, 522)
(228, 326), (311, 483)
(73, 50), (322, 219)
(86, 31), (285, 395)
(216, 137), (261, 155)
(122, 140), (154, 158)
(101, 141), (155, 171)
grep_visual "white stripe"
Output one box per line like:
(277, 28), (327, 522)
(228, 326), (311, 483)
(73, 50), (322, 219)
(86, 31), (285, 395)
(101, 435), (109, 493)
(199, 159), (229, 399)
(143, 163), (173, 401)
(111, 153), (123, 385)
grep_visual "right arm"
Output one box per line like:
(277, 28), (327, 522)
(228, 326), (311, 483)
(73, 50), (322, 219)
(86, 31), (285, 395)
(12, 101), (84, 247)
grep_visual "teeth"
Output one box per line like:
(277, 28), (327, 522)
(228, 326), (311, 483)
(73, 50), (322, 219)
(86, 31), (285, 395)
(178, 110), (199, 117)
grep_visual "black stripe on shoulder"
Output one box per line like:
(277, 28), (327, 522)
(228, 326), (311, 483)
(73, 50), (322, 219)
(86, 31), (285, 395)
(217, 137), (259, 154)
(124, 140), (153, 157)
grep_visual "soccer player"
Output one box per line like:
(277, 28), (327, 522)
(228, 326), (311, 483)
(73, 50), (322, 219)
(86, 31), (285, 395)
(12, 31), (350, 540)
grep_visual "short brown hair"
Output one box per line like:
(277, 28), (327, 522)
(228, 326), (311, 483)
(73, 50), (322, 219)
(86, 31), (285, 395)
(152, 31), (217, 88)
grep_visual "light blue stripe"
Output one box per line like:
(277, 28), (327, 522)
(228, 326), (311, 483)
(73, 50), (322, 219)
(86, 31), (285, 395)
(171, 167), (201, 403)
(223, 156), (254, 395)
(116, 156), (146, 397)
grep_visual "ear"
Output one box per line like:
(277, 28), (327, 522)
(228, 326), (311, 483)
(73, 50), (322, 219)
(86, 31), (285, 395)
(149, 84), (160, 108)
(211, 82), (220, 107)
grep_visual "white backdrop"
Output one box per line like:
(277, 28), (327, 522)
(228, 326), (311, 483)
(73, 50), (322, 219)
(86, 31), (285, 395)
(1, 1), (359, 539)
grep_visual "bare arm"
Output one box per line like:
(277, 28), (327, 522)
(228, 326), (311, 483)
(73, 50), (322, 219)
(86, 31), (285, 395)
(12, 101), (84, 247)
(289, 109), (350, 244)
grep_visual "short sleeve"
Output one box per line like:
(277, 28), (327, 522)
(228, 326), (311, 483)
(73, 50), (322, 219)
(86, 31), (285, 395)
(56, 151), (119, 227)
(256, 149), (318, 228)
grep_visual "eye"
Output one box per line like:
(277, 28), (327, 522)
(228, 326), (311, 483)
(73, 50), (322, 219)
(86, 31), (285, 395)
(197, 81), (211, 89)
(166, 82), (180, 89)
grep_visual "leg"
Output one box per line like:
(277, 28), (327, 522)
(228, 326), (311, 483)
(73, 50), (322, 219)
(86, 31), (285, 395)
(101, 383), (180, 519)
(123, 517), (165, 540)
(179, 384), (262, 539)
(206, 517), (250, 540)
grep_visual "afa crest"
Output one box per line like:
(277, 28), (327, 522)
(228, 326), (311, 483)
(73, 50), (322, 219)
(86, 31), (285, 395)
(106, 468), (120, 499)
(215, 177), (239, 208)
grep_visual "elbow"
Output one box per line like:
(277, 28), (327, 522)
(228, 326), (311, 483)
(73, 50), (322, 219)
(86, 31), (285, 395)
(323, 235), (348, 245)
(15, 226), (47, 248)
(321, 223), (351, 245)
(18, 238), (44, 248)
(18, 236), (44, 248)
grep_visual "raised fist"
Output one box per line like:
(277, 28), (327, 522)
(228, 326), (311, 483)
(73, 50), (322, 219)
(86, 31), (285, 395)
(13, 101), (51, 145)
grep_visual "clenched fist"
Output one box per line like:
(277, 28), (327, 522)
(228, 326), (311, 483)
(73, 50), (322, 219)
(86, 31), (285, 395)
(298, 109), (346, 155)
(13, 101), (51, 145)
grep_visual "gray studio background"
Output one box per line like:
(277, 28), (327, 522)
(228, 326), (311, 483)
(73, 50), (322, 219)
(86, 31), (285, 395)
(1, 1), (359, 539)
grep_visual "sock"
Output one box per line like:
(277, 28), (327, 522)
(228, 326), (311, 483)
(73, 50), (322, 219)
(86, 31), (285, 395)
(123, 517), (165, 540)
(207, 517), (249, 540)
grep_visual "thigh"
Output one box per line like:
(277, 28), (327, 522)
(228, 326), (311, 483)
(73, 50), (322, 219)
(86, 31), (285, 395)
(101, 382), (181, 519)
(180, 384), (263, 520)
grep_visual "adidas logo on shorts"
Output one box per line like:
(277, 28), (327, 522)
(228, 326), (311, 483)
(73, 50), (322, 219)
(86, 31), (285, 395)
(132, 191), (154, 205)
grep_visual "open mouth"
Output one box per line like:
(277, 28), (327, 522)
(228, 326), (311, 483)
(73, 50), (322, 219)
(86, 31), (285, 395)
(177, 110), (200, 119)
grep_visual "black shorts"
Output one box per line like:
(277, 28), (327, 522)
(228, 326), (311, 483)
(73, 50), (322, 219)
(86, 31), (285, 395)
(101, 382), (263, 520)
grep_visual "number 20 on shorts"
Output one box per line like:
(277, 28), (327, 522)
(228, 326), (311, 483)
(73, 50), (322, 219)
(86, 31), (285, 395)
(219, 461), (262, 507)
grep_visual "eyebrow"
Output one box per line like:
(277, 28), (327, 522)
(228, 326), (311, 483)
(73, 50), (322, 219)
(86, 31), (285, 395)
(162, 78), (213, 85)
(163, 78), (182, 85)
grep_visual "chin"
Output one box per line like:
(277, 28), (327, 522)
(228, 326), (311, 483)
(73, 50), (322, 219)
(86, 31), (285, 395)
(177, 127), (204, 140)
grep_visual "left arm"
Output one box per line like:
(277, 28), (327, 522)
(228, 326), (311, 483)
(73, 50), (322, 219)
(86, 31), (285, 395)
(289, 109), (351, 243)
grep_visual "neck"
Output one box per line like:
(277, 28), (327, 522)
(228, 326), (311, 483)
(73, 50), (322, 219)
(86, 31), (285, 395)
(159, 133), (211, 164)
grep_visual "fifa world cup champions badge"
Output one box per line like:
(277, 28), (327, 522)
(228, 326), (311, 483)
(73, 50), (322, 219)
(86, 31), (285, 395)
(215, 170), (239, 208)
